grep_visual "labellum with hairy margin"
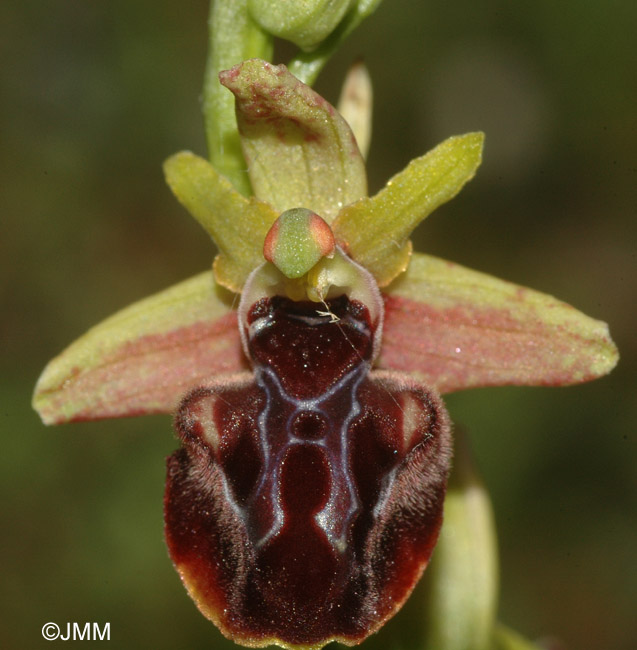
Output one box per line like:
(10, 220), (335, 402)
(165, 220), (452, 648)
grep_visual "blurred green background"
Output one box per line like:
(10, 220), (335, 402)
(2, 0), (635, 648)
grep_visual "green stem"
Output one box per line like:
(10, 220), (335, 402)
(203, 0), (273, 195)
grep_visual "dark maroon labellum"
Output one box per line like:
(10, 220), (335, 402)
(165, 295), (451, 648)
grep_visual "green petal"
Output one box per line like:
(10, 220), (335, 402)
(333, 132), (484, 286)
(33, 272), (244, 424)
(164, 151), (278, 291)
(379, 252), (619, 392)
(219, 59), (367, 222)
(423, 432), (498, 650)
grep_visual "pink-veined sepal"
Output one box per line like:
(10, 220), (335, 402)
(33, 271), (245, 424)
(379, 252), (618, 392)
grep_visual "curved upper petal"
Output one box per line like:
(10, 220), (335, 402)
(33, 272), (245, 424)
(164, 151), (278, 292)
(333, 133), (484, 286)
(219, 59), (367, 221)
(378, 252), (619, 392)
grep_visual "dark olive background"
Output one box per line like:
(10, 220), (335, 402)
(2, 1), (635, 649)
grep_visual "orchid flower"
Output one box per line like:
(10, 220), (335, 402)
(33, 59), (617, 650)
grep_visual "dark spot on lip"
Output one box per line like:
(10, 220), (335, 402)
(292, 411), (328, 440)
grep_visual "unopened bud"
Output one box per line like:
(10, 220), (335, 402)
(249, 0), (355, 51)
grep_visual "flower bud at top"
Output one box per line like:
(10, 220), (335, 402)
(248, 0), (355, 51)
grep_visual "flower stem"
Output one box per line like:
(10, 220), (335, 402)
(203, 0), (273, 195)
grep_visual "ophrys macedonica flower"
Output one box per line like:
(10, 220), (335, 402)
(33, 60), (618, 649)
